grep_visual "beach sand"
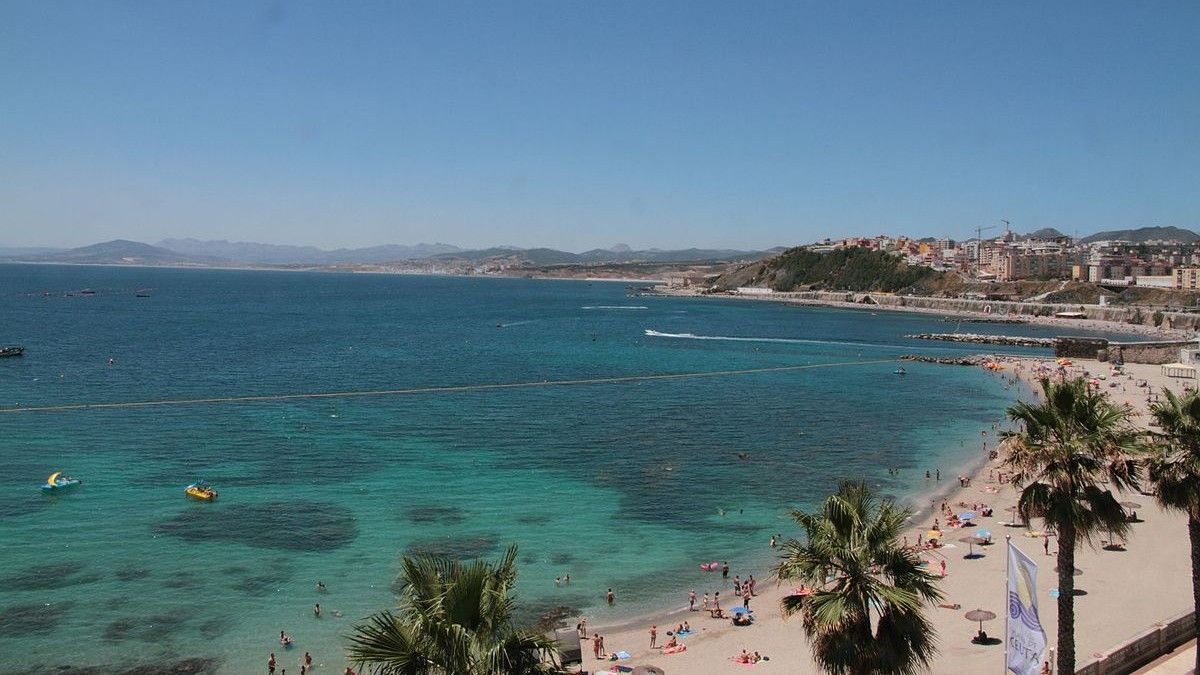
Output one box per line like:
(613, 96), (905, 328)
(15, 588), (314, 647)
(573, 358), (1194, 674)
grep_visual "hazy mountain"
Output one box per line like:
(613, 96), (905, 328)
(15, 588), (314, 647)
(1079, 226), (1200, 244)
(18, 240), (217, 265)
(434, 246), (777, 265)
(1020, 228), (1068, 240)
(158, 238), (462, 264)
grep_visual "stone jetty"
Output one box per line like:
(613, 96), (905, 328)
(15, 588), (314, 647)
(899, 354), (995, 366)
(905, 333), (1054, 348)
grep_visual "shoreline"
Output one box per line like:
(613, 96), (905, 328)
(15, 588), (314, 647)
(649, 287), (1191, 340)
(574, 356), (1193, 674)
(572, 363), (1025, 661)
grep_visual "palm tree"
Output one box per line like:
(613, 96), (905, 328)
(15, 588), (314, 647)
(347, 544), (561, 675)
(1003, 376), (1141, 675)
(775, 481), (943, 675)
(1148, 388), (1200, 675)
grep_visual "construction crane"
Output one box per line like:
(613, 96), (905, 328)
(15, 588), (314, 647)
(974, 223), (997, 278)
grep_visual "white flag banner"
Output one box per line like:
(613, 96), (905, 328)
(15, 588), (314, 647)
(1007, 541), (1048, 675)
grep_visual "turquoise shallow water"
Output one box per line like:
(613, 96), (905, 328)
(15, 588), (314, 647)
(0, 265), (1123, 673)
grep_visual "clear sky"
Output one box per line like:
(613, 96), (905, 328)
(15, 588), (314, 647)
(2, 1), (1198, 251)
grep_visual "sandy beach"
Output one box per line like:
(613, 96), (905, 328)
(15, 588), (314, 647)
(573, 357), (1195, 674)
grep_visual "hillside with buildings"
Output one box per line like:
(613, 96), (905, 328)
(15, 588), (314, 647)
(697, 225), (1200, 311)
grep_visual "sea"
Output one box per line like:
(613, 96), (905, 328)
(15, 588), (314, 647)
(0, 264), (1130, 673)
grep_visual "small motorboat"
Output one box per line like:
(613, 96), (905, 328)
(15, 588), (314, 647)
(0, 346), (24, 358)
(41, 471), (81, 493)
(894, 367), (907, 376)
(185, 481), (218, 501)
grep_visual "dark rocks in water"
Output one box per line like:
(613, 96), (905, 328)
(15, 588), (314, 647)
(404, 505), (467, 525)
(104, 617), (138, 641)
(521, 553), (539, 565)
(219, 565), (250, 576)
(117, 659), (221, 675)
(103, 613), (190, 642)
(515, 514), (551, 525)
(513, 600), (584, 631)
(33, 657), (222, 675)
(404, 535), (499, 561)
(115, 567), (153, 582)
(550, 552), (574, 565)
(198, 617), (229, 640)
(163, 571), (203, 590)
(230, 559), (294, 596)
(0, 494), (48, 519)
(1, 562), (101, 590)
(0, 601), (74, 637)
(156, 502), (358, 551)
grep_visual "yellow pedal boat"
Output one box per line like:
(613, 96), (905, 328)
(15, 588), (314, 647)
(185, 482), (217, 501)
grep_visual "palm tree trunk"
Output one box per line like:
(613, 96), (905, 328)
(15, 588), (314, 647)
(1056, 524), (1076, 675)
(1190, 516), (1200, 675)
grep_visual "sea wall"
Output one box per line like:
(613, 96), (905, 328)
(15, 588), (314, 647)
(1053, 338), (1193, 365)
(1074, 610), (1195, 675)
(756, 290), (1200, 331)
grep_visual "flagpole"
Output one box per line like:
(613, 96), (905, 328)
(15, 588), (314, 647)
(1004, 535), (1011, 675)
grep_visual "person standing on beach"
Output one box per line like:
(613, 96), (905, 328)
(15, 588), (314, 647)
(714, 591), (721, 610)
(722, 561), (729, 579)
(688, 589), (696, 610)
(733, 575), (741, 595)
(748, 574), (756, 596)
(702, 592), (709, 611)
(592, 634), (601, 659)
(649, 625), (657, 648)
(742, 588), (751, 609)
(599, 635), (606, 656)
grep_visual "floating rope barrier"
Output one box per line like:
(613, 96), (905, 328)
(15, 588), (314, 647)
(0, 358), (896, 414)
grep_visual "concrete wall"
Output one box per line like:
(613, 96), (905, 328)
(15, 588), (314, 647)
(1075, 611), (1194, 675)
(1055, 338), (1109, 360)
(765, 290), (1200, 331)
(1110, 341), (1193, 365)
(1054, 339), (1192, 365)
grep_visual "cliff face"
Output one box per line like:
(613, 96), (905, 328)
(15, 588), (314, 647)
(711, 247), (940, 293)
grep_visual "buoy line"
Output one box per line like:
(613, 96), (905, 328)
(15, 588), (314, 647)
(0, 358), (897, 414)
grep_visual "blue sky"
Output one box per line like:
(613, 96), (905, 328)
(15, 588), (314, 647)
(2, 1), (1197, 251)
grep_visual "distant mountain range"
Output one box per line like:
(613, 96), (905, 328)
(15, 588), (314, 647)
(0, 239), (782, 267)
(158, 238), (463, 264)
(1077, 226), (1200, 244)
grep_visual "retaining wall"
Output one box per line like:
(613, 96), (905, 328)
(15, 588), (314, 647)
(1075, 610), (1195, 674)
(766, 291), (1200, 331)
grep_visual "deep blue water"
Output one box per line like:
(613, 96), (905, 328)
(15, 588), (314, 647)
(0, 264), (1119, 673)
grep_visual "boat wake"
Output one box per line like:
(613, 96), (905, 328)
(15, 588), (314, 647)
(643, 329), (910, 351)
(582, 305), (649, 310)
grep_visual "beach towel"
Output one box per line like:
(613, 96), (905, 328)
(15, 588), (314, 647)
(676, 630), (694, 637)
(614, 650), (631, 660)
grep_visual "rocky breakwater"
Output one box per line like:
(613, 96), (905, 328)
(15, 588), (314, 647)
(905, 333), (1055, 348)
(900, 354), (999, 366)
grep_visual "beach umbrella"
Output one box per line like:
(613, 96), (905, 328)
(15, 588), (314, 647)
(975, 528), (993, 540)
(964, 608), (997, 634)
(960, 535), (988, 558)
(632, 667), (666, 675)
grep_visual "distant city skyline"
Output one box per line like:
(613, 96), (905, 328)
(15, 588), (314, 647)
(3, 1), (1198, 250)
